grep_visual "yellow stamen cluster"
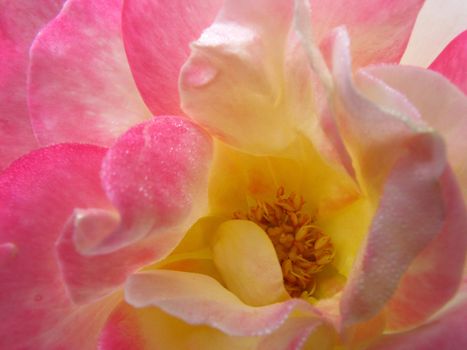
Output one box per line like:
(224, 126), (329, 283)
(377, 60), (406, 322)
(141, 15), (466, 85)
(233, 187), (335, 298)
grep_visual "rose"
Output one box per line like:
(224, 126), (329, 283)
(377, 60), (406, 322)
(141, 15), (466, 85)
(0, 1), (466, 349)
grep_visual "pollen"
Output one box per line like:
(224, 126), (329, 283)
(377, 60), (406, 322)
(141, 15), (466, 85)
(233, 186), (335, 298)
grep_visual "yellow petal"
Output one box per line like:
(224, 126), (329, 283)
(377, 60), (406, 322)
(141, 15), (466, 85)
(212, 220), (288, 306)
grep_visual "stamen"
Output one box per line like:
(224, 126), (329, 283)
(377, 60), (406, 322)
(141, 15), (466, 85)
(233, 186), (335, 298)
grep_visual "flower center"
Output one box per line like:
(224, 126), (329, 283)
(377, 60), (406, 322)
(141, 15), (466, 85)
(234, 187), (335, 298)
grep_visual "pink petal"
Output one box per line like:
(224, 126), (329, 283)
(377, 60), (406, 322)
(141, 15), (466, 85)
(28, 0), (150, 147)
(341, 133), (446, 325)
(0, 0), (64, 169)
(0, 242), (17, 267)
(57, 217), (161, 304)
(125, 270), (320, 336)
(364, 65), (467, 201)
(98, 303), (145, 350)
(98, 302), (260, 350)
(358, 65), (467, 327)
(180, 0), (302, 154)
(0, 144), (119, 349)
(310, 0), (424, 67)
(57, 116), (213, 304)
(327, 28), (455, 327)
(121, 0), (223, 115)
(401, 0), (467, 67)
(367, 278), (467, 350)
(258, 317), (325, 350)
(95, 116), (212, 254)
(429, 31), (467, 94)
(384, 168), (467, 329)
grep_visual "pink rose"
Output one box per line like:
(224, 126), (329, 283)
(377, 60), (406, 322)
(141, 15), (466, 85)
(1, 0), (466, 349)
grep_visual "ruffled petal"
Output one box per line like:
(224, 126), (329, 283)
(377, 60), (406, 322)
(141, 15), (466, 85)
(367, 278), (467, 350)
(212, 220), (288, 306)
(364, 65), (467, 201)
(326, 28), (452, 327)
(180, 0), (306, 154)
(98, 302), (259, 350)
(429, 31), (467, 94)
(57, 217), (163, 304)
(401, 0), (467, 67)
(95, 116), (212, 253)
(384, 168), (467, 329)
(28, 0), (150, 147)
(310, 0), (424, 67)
(0, 144), (120, 350)
(121, 0), (223, 115)
(0, 0), (64, 169)
(124, 270), (318, 336)
(56, 117), (213, 303)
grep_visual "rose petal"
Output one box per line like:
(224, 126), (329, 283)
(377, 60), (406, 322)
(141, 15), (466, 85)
(98, 303), (145, 350)
(367, 278), (467, 350)
(0, 144), (120, 349)
(28, 0), (150, 147)
(124, 270), (316, 336)
(0, 0), (64, 169)
(341, 133), (447, 325)
(89, 116), (213, 254)
(180, 0), (305, 154)
(325, 28), (451, 326)
(121, 0), (222, 116)
(0, 242), (17, 267)
(429, 30), (467, 94)
(384, 168), (467, 329)
(364, 65), (467, 201)
(310, 0), (424, 67)
(212, 220), (288, 306)
(99, 302), (259, 350)
(258, 317), (325, 350)
(56, 117), (213, 304)
(401, 0), (467, 67)
(56, 217), (164, 304)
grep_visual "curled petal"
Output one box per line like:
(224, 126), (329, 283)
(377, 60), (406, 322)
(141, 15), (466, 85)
(122, 0), (223, 115)
(384, 168), (467, 329)
(326, 28), (452, 327)
(125, 270), (319, 336)
(57, 117), (213, 304)
(0, 0), (64, 169)
(180, 0), (304, 154)
(341, 133), (446, 324)
(28, 0), (150, 147)
(57, 217), (165, 304)
(364, 65), (467, 201)
(92, 116), (213, 254)
(0, 144), (120, 350)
